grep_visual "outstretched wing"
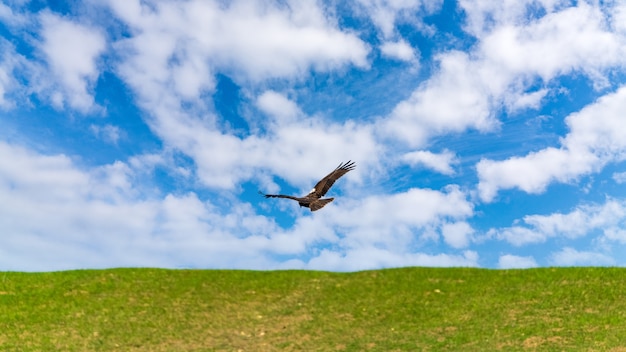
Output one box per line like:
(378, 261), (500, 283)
(307, 160), (355, 199)
(258, 191), (300, 201)
(309, 198), (334, 211)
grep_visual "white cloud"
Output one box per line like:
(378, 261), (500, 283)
(0, 41), (18, 109)
(476, 147), (597, 202)
(90, 124), (123, 145)
(256, 178), (477, 269)
(498, 254), (538, 269)
(132, 89), (379, 190)
(183, 115), (378, 190)
(0, 38), (40, 110)
(478, 86), (626, 201)
(355, 0), (443, 39)
(549, 247), (615, 267)
(0, 2), (28, 27)
(504, 88), (548, 112)
(402, 149), (457, 175)
(525, 201), (626, 236)
(441, 221), (474, 248)
(603, 227), (626, 244)
(343, 186), (473, 230)
(306, 248), (479, 272)
(256, 90), (302, 124)
(322, 185), (474, 252)
(613, 171), (626, 184)
(258, 182), (477, 269)
(0, 140), (478, 271)
(460, 0), (577, 38)
(479, 3), (624, 87)
(112, 0), (369, 96)
(380, 40), (418, 63)
(104, 1), (376, 190)
(490, 226), (544, 247)
(612, 1), (626, 34)
(382, 2), (626, 148)
(0, 141), (296, 271)
(39, 12), (106, 112)
(490, 199), (626, 246)
(380, 51), (498, 147)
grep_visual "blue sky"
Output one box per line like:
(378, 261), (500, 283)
(2, 0), (626, 271)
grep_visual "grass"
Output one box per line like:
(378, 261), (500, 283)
(1, 267), (626, 351)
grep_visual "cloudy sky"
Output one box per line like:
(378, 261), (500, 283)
(2, 0), (626, 271)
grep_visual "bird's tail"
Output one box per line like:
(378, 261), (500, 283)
(310, 198), (334, 211)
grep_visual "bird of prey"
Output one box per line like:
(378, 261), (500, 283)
(259, 160), (355, 211)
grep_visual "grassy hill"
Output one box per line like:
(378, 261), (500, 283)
(1, 267), (626, 351)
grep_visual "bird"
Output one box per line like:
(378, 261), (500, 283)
(259, 160), (356, 211)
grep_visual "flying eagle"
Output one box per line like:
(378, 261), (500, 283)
(259, 160), (355, 211)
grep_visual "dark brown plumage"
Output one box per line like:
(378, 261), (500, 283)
(259, 160), (356, 211)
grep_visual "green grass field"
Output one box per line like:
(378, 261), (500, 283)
(1, 267), (626, 351)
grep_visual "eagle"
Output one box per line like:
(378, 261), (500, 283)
(259, 160), (355, 211)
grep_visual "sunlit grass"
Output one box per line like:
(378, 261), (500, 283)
(1, 267), (626, 351)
